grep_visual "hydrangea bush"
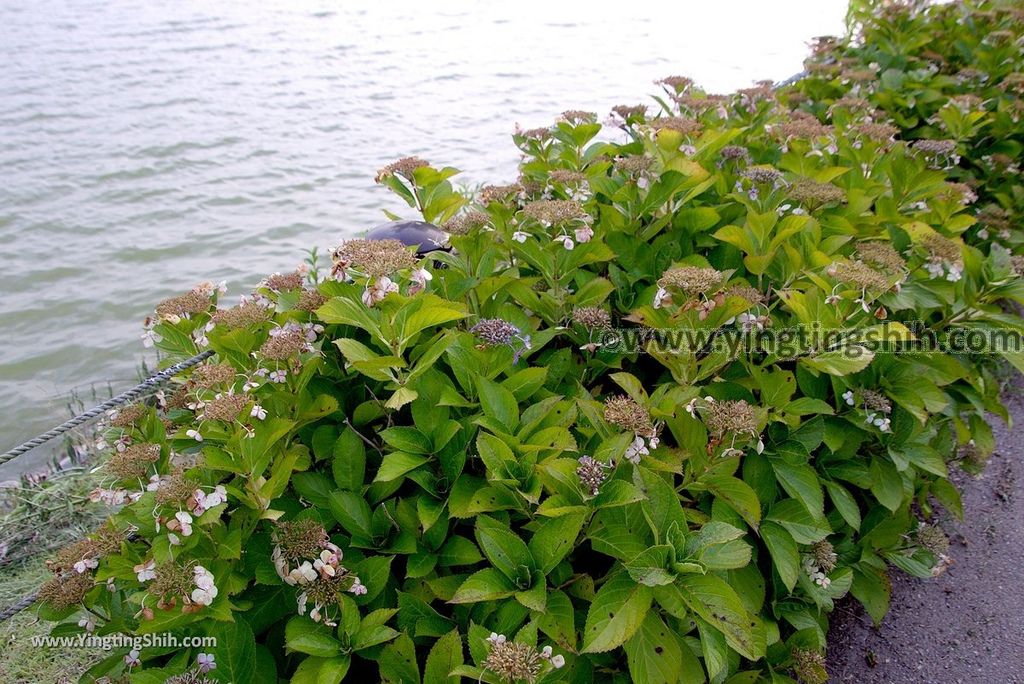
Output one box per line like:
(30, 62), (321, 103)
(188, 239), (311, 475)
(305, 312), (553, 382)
(35, 1), (1024, 682)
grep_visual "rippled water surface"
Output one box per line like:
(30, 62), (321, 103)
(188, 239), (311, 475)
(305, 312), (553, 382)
(0, 0), (845, 470)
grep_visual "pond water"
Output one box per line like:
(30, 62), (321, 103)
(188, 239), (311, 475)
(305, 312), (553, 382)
(0, 0), (846, 475)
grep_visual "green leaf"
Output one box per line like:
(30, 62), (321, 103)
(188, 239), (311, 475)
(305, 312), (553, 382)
(760, 521), (800, 591)
(285, 617), (341, 658)
(380, 427), (432, 454)
(207, 619), (257, 684)
(851, 564), (891, 627)
(824, 480), (861, 530)
(475, 515), (535, 583)
(638, 467), (688, 541)
(801, 347), (875, 376)
(375, 452), (430, 482)
(537, 589), (577, 650)
(766, 499), (831, 544)
(476, 376), (520, 431)
(352, 555), (393, 605)
(528, 511), (586, 574)
(869, 456), (904, 511)
(328, 490), (372, 541)
(785, 397), (835, 416)
(625, 545), (677, 586)
(438, 536), (484, 566)
(581, 571), (653, 653)
(625, 613), (684, 684)
(332, 428), (366, 491)
(591, 479), (646, 508)
(423, 629), (465, 684)
(676, 573), (764, 660)
(449, 568), (517, 604)
(705, 475), (762, 529)
(769, 456), (824, 520)
(379, 633), (421, 684)
(290, 655), (351, 684)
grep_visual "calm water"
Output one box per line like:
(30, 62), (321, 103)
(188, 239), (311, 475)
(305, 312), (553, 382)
(0, 0), (845, 474)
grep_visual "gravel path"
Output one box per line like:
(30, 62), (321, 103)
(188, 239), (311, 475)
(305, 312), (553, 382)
(827, 380), (1024, 683)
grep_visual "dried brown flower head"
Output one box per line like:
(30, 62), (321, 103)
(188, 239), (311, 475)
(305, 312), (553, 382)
(202, 394), (248, 423)
(614, 155), (653, 175)
(773, 119), (833, 140)
(856, 242), (906, 275)
(828, 261), (890, 291)
(106, 443), (161, 480)
(331, 238), (417, 278)
(264, 271), (304, 292)
(548, 169), (586, 185)
(911, 138), (957, 156)
(787, 179), (846, 207)
(517, 126), (551, 141)
(155, 287), (213, 321)
(723, 284), (767, 306)
(444, 211), (490, 235)
(657, 266), (723, 296)
(1011, 255), (1024, 278)
(922, 233), (963, 266)
(297, 288), (328, 312)
(841, 68), (878, 83)
(259, 329), (309, 361)
(212, 301), (271, 330)
(39, 572), (93, 610)
(649, 116), (702, 136)
(375, 156), (428, 183)
(938, 182), (978, 205)
(571, 307), (611, 329)
(828, 95), (872, 113)
(483, 639), (545, 683)
(657, 75), (695, 92)
(479, 184), (521, 205)
(811, 540), (838, 573)
(719, 145), (751, 162)
(189, 363), (237, 389)
(155, 472), (201, 505)
(977, 205), (1011, 231)
(604, 395), (655, 437)
(704, 399), (757, 436)
(522, 199), (588, 225)
(612, 104), (647, 120)
(151, 561), (194, 599)
(851, 122), (899, 142)
(110, 404), (148, 428)
(560, 110), (597, 124)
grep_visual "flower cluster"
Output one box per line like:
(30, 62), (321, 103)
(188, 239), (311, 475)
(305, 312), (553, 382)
(576, 455), (612, 496)
(603, 395), (658, 463)
(375, 156), (428, 182)
(921, 233), (964, 282)
(842, 389), (892, 432)
(272, 520), (364, 625)
(654, 266), (724, 311)
(470, 318), (532, 362)
(686, 397), (763, 456)
(483, 633), (564, 683)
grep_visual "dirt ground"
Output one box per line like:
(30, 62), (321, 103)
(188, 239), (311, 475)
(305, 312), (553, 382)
(827, 380), (1024, 683)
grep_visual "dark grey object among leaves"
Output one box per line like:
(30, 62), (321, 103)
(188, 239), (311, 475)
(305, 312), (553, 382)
(366, 220), (449, 257)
